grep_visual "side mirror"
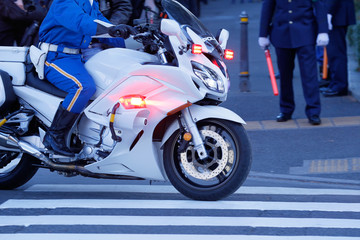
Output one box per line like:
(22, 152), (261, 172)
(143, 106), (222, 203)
(160, 19), (187, 47)
(216, 29), (229, 50)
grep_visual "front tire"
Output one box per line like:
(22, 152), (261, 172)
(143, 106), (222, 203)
(164, 119), (252, 200)
(0, 152), (39, 190)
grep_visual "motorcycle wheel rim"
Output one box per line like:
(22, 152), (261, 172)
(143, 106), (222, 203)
(173, 121), (239, 188)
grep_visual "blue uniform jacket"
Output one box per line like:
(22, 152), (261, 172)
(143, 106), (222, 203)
(39, 0), (113, 49)
(259, 0), (328, 48)
(327, 0), (356, 27)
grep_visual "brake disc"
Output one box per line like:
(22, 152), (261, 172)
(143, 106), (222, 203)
(180, 130), (229, 180)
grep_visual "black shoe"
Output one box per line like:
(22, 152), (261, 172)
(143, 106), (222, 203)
(320, 87), (330, 93)
(276, 113), (292, 122)
(321, 89), (348, 97)
(308, 115), (321, 125)
(318, 79), (330, 88)
(43, 104), (79, 157)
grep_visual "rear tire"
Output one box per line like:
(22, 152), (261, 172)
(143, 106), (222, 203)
(164, 119), (252, 200)
(0, 152), (39, 190)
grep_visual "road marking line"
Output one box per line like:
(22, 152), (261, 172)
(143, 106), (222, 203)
(1, 199), (359, 212)
(1, 215), (360, 228)
(25, 184), (360, 196)
(0, 234), (358, 240)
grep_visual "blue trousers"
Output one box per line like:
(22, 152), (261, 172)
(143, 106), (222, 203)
(327, 26), (349, 92)
(275, 45), (321, 118)
(44, 52), (96, 113)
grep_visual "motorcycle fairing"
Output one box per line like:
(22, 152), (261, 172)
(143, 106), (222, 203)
(161, 104), (247, 147)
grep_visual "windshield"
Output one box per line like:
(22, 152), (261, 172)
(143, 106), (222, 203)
(161, 0), (212, 38)
(161, 0), (222, 55)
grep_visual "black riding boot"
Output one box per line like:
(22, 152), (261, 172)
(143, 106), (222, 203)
(43, 104), (79, 157)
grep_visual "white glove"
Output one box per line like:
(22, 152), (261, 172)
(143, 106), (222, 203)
(316, 33), (329, 46)
(327, 14), (333, 30)
(14, 0), (25, 10)
(258, 37), (270, 50)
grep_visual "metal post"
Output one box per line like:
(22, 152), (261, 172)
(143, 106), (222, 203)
(239, 11), (250, 92)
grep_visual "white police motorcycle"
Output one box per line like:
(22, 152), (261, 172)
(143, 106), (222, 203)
(0, 0), (251, 200)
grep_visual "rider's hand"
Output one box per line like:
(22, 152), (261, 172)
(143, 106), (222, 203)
(108, 25), (137, 39)
(258, 37), (270, 50)
(316, 33), (329, 46)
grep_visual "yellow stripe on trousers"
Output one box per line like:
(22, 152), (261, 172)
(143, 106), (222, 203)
(45, 61), (83, 112)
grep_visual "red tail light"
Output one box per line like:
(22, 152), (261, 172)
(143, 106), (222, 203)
(119, 95), (146, 109)
(224, 49), (234, 60)
(192, 44), (202, 54)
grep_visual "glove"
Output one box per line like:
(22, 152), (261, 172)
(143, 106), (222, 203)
(108, 24), (137, 39)
(316, 33), (329, 46)
(258, 37), (270, 50)
(327, 14), (333, 31)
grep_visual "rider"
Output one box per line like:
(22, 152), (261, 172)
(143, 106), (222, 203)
(38, 0), (136, 157)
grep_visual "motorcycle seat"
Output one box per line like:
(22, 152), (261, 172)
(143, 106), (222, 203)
(25, 63), (67, 98)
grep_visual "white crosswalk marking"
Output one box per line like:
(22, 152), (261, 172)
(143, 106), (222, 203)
(25, 184), (360, 195)
(1, 215), (360, 228)
(1, 184), (359, 239)
(1, 199), (360, 212)
(0, 234), (359, 240)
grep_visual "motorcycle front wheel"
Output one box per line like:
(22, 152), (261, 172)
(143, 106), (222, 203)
(164, 119), (252, 201)
(0, 151), (39, 190)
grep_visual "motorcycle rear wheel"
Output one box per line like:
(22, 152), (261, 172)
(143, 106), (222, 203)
(164, 119), (252, 201)
(0, 151), (39, 190)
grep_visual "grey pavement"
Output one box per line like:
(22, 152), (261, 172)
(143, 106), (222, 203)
(199, 0), (360, 185)
(200, 0), (360, 123)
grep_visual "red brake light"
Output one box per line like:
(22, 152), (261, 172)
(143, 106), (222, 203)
(224, 49), (234, 60)
(192, 44), (202, 54)
(119, 95), (146, 109)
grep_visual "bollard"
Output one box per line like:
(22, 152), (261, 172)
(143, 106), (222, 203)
(239, 11), (250, 92)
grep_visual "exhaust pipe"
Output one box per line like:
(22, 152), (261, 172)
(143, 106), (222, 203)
(0, 132), (19, 150)
(0, 132), (144, 180)
(0, 132), (78, 172)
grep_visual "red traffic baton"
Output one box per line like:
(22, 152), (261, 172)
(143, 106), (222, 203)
(322, 47), (328, 79)
(264, 47), (279, 96)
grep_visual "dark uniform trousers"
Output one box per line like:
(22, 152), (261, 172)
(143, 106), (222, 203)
(327, 0), (356, 93)
(327, 26), (349, 92)
(276, 45), (320, 117)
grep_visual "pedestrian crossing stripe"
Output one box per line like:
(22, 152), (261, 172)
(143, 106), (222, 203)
(1, 185), (360, 239)
(0, 234), (358, 240)
(1, 215), (360, 228)
(1, 199), (359, 212)
(24, 184), (360, 196)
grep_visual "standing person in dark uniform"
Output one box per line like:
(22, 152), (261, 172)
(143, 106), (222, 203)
(0, 0), (47, 46)
(321, 0), (356, 97)
(258, 0), (329, 125)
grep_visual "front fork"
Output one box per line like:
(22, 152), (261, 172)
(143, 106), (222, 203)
(180, 108), (208, 160)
